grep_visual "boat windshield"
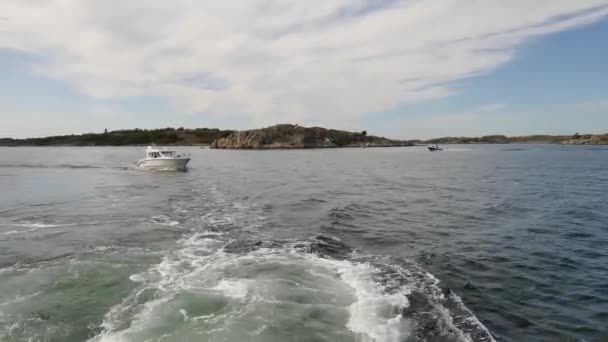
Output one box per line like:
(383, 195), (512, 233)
(147, 150), (175, 158)
(160, 151), (175, 157)
(146, 148), (183, 158)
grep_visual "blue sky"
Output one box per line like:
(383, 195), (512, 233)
(364, 18), (608, 138)
(0, 1), (607, 139)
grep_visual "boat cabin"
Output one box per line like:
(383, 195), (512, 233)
(147, 150), (177, 158)
(145, 146), (183, 159)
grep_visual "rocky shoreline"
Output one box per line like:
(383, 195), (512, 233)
(560, 133), (608, 145)
(210, 124), (413, 149)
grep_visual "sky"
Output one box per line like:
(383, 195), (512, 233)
(0, 1), (607, 139)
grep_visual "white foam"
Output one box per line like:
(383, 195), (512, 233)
(1, 220), (138, 235)
(92, 240), (414, 342)
(0, 222), (58, 235)
(89, 186), (415, 342)
(1, 229), (36, 235)
(150, 215), (180, 227)
(14, 223), (60, 228)
(93, 294), (175, 342)
(251, 324), (268, 336)
(92, 246), (163, 256)
(213, 279), (249, 299)
(303, 254), (411, 342)
(445, 148), (474, 152)
(178, 309), (188, 321)
(128, 274), (145, 283)
(447, 292), (496, 342)
(393, 268), (496, 342)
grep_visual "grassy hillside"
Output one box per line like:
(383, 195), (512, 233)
(0, 128), (234, 146)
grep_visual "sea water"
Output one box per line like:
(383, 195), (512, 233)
(0, 145), (607, 341)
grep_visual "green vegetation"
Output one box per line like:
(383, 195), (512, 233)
(424, 133), (608, 145)
(425, 135), (510, 144)
(3, 127), (607, 147)
(0, 128), (234, 146)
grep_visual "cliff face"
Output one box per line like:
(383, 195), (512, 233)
(210, 124), (411, 149)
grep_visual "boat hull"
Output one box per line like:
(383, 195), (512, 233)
(137, 158), (190, 170)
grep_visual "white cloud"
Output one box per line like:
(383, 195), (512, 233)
(0, 0), (607, 127)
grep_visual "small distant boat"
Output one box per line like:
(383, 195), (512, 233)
(137, 146), (191, 170)
(428, 144), (443, 152)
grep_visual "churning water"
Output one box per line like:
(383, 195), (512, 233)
(0, 145), (607, 341)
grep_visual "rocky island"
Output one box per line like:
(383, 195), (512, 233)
(210, 124), (412, 149)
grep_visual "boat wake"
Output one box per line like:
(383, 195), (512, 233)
(443, 148), (474, 152)
(89, 185), (495, 342)
(0, 163), (102, 169)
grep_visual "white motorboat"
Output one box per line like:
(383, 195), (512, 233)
(137, 146), (191, 170)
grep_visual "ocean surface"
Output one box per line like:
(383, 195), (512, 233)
(0, 145), (607, 342)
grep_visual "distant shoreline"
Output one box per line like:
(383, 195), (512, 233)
(3, 141), (607, 147)
(3, 142), (608, 148)
(0, 144), (417, 148)
(423, 133), (608, 145)
(0, 144), (212, 147)
(1, 124), (415, 149)
(1, 126), (606, 147)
